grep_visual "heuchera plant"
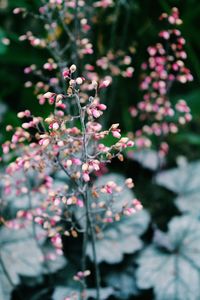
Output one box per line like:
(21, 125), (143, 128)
(130, 8), (193, 157)
(0, 4), (194, 300)
(1, 64), (141, 300)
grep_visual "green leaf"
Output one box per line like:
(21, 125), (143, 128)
(136, 215), (200, 300)
(0, 225), (67, 299)
(105, 263), (139, 299)
(86, 174), (150, 263)
(0, 226), (44, 287)
(155, 160), (200, 215)
(87, 209), (149, 264)
(175, 133), (200, 146)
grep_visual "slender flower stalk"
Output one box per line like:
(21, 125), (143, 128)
(130, 7), (193, 155)
(1, 65), (140, 299)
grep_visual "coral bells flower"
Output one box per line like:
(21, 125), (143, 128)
(17, 110), (31, 118)
(51, 233), (63, 255)
(70, 64), (77, 73)
(130, 8), (193, 152)
(74, 270), (91, 281)
(110, 123), (121, 138)
(43, 93), (54, 99)
(13, 7), (24, 14)
(99, 78), (111, 89)
(86, 98), (107, 119)
(93, 0), (113, 8)
(2, 67), (140, 300)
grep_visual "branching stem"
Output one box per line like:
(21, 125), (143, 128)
(74, 92), (101, 300)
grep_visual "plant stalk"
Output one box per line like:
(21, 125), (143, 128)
(75, 92), (101, 300)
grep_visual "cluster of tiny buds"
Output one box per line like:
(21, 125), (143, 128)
(1, 173), (140, 254)
(73, 270), (91, 281)
(94, 0), (113, 8)
(129, 8), (193, 148)
(95, 51), (134, 78)
(1, 64), (139, 257)
(13, 2), (135, 103)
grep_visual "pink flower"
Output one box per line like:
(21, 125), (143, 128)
(83, 172), (90, 182)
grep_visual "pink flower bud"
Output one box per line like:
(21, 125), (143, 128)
(127, 140), (134, 147)
(83, 172), (90, 182)
(112, 130), (121, 138)
(13, 7), (23, 14)
(82, 163), (88, 171)
(72, 158), (82, 165)
(62, 69), (70, 78)
(17, 112), (25, 118)
(52, 122), (59, 130)
(97, 104), (107, 111)
(39, 138), (50, 147)
(70, 64), (77, 73)
(76, 77), (83, 85)
(2, 143), (9, 154)
(92, 109), (101, 118)
(43, 92), (55, 99)
(99, 79), (111, 88)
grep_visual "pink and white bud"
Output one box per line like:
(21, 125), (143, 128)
(70, 64), (77, 73)
(63, 69), (70, 78)
(83, 172), (90, 182)
(66, 159), (72, 168)
(43, 92), (55, 99)
(72, 158), (82, 165)
(13, 7), (23, 14)
(125, 178), (134, 188)
(99, 79), (111, 88)
(17, 112), (25, 118)
(76, 77), (83, 85)
(52, 122), (59, 131)
(82, 163), (89, 172)
(92, 109), (101, 118)
(39, 138), (50, 147)
(112, 130), (121, 138)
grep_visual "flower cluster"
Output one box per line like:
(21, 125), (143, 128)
(1, 67), (140, 261)
(13, 0), (134, 105)
(130, 7), (193, 155)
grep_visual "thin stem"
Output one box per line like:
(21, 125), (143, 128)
(74, 92), (101, 300)
(85, 192), (101, 300)
(73, 0), (79, 68)
(25, 174), (53, 286)
(74, 92), (89, 297)
(44, 9), (67, 91)
(59, 8), (75, 42)
(81, 207), (88, 296)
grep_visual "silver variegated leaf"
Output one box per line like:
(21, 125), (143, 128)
(136, 216), (200, 300)
(155, 160), (200, 215)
